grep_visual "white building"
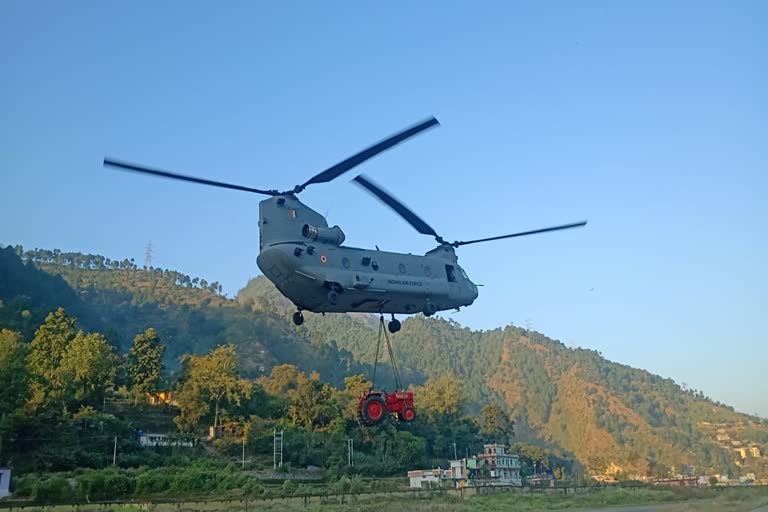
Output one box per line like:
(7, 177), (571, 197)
(408, 444), (522, 489)
(408, 468), (444, 488)
(476, 443), (522, 486)
(138, 433), (194, 448)
(0, 468), (11, 499)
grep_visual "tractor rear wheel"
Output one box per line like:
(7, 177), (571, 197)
(359, 395), (387, 425)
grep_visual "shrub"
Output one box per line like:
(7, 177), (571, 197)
(33, 477), (78, 503)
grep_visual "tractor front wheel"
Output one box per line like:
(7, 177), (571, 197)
(400, 406), (416, 422)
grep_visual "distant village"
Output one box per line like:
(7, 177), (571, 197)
(405, 419), (768, 490)
(103, 392), (768, 493)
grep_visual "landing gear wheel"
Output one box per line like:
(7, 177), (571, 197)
(359, 395), (386, 426)
(388, 319), (401, 333)
(327, 290), (339, 305)
(399, 406), (416, 422)
(292, 311), (304, 326)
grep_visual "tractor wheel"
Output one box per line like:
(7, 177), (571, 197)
(401, 406), (416, 422)
(359, 395), (387, 425)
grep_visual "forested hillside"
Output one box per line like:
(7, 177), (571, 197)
(2, 245), (766, 479)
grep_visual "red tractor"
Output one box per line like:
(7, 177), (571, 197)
(358, 389), (416, 426)
(357, 315), (417, 426)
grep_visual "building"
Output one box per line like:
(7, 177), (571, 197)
(138, 433), (194, 448)
(0, 469), (10, 499)
(651, 477), (698, 487)
(408, 469), (444, 488)
(749, 445), (761, 458)
(443, 444), (522, 488)
(527, 473), (555, 487)
(476, 443), (522, 486)
(408, 443), (522, 489)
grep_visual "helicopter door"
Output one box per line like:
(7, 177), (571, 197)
(445, 264), (461, 298)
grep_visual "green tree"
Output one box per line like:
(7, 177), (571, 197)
(481, 403), (515, 443)
(27, 308), (77, 411)
(338, 374), (370, 421)
(288, 373), (340, 430)
(0, 329), (30, 414)
(59, 331), (117, 404)
(126, 327), (165, 402)
(411, 374), (463, 417)
(257, 364), (302, 396)
(175, 344), (252, 431)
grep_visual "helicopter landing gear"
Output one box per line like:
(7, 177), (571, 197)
(327, 290), (339, 305)
(292, 310), (304, 326)
(388, 314), (401, 333)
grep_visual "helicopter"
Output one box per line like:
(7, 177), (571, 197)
(104, 117), (586, 334)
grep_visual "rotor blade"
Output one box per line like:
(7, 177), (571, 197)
(353, 174), (441, 239)
(300, 117), (439, 190)
(452, 221), (588, 247)
(103, 158), (278, 196)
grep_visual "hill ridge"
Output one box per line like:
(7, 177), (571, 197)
(2, 244), (766, 478)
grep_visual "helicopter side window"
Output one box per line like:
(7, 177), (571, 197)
(445, 265), (456, 283)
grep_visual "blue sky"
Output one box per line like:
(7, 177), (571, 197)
(1, 2), (766, 416)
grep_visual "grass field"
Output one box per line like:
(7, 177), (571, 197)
(5, 487), (768, 512)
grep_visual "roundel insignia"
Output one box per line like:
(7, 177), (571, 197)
(320, 254), (328, 264)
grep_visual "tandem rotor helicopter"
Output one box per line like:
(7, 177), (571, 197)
(104, 117), (586, 334)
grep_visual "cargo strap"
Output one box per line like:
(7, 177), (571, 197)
(370, 315), (402, 391)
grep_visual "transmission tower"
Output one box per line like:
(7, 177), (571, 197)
(144, 240), (153, 268)
(273, 428), (284, 469)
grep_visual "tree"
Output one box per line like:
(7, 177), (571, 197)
(0, 329), (30, 414)
(481, 404), (515, 443)
(338, 374), (370, 421)
(411, 375), (463, 417)
(175, 344), (252, 430)
(27, 308), (77, 411)
(288, 373), (340, 430)
(59, 331), (117, 404)
(126, 328), (165, 402)
(258, 364), (302, 396)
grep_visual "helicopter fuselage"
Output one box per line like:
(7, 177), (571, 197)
(256, 195), (478, 315)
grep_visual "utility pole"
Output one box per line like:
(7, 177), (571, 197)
(242, 436), (246, 469)
(452, 441), (457, 460)
(347, 438), (354, 467)
(112, 435), (117, 465)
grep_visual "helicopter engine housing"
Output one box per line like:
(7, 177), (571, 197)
(302, 224), (346, 246)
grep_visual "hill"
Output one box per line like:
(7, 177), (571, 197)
(2, 245), (766, 478)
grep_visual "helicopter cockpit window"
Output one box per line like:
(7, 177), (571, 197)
(459, 267), (469, 280)
(445, 265), (456, 283)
